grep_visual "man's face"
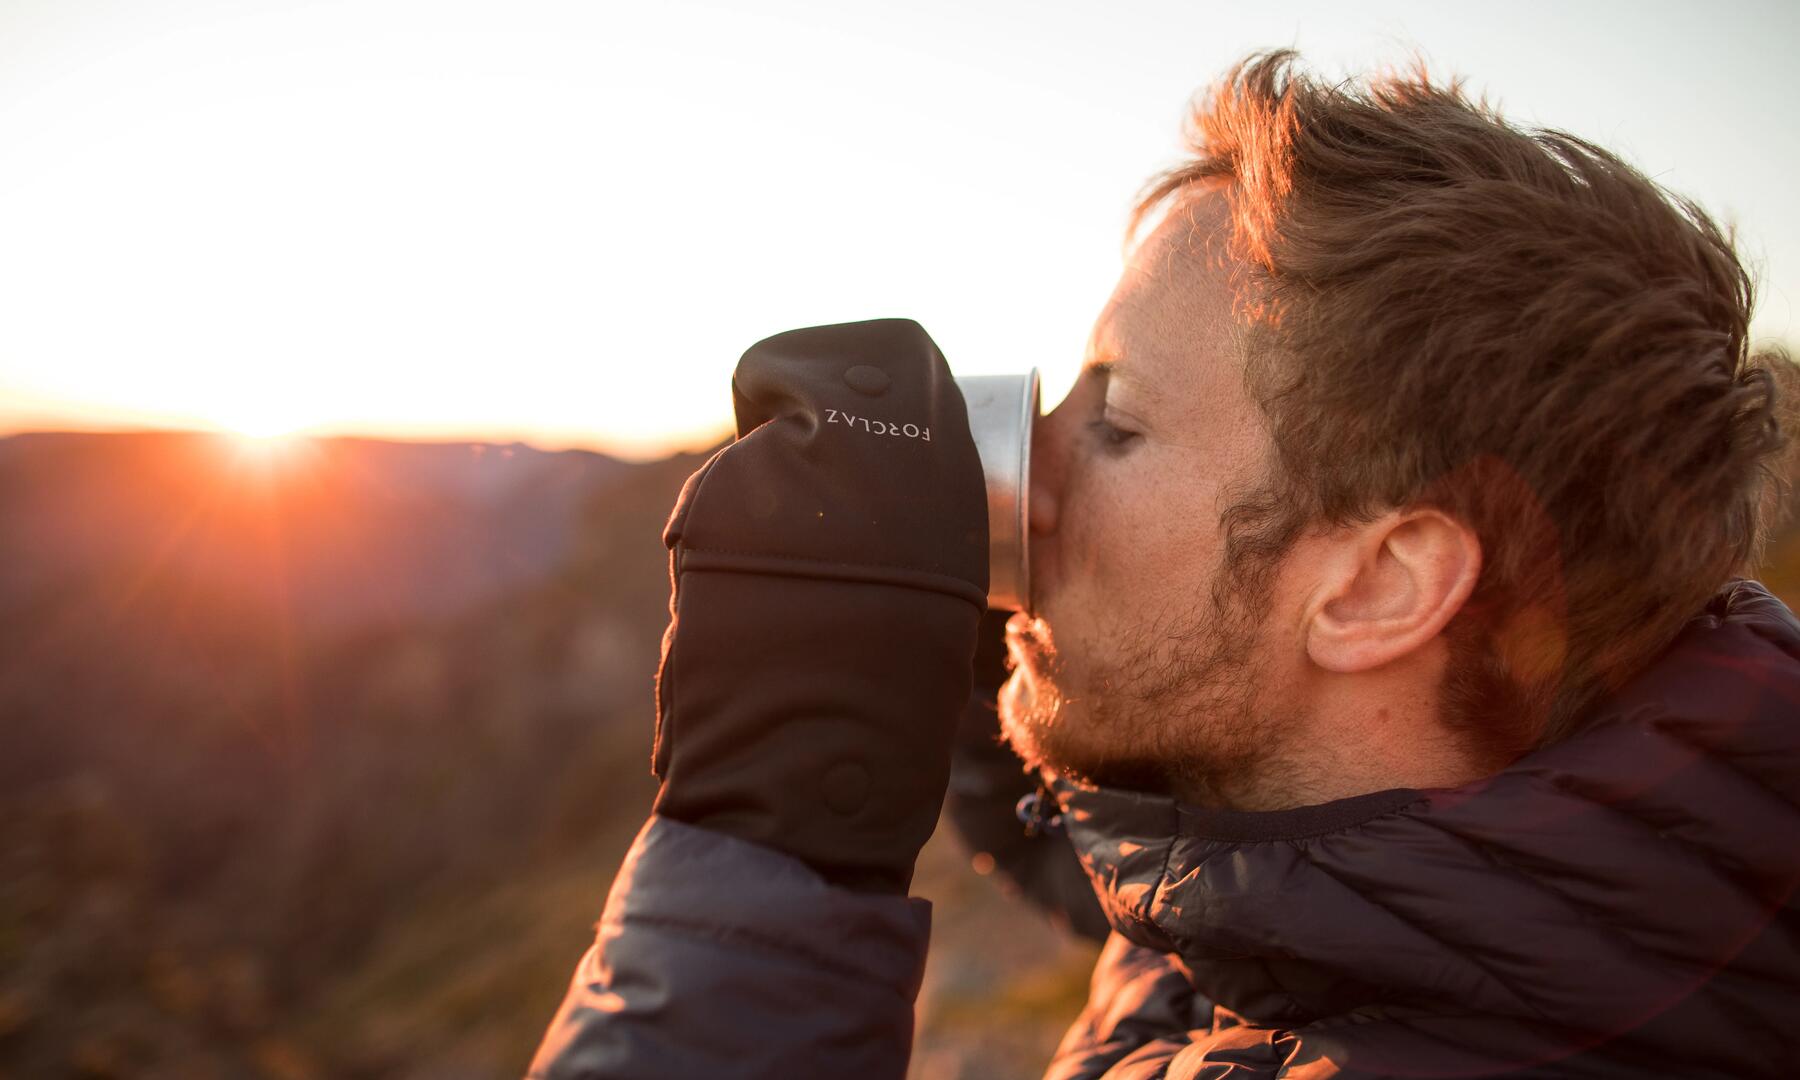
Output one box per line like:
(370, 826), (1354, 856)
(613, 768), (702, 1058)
(998, 192), (1298, 800)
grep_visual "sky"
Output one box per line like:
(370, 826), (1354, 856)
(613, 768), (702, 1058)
(0, 0), (1794, 460)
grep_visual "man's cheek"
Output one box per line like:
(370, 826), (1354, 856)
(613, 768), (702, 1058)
(1048, 601), (1113, 675)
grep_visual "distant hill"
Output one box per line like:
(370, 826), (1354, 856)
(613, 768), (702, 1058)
(0, 430), (718, 1077)
(0, 428), (1095, 1080)
(0, 430), (634, 633)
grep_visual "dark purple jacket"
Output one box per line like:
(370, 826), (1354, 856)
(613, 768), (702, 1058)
(530, 580), (1800, 1078)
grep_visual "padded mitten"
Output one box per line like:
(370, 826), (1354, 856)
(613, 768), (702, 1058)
(651, 318), (989, 894)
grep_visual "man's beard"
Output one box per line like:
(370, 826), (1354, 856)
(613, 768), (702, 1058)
(998, 571), (1285, 805)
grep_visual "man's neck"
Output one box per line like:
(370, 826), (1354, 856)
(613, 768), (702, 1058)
(1172, 697), (1494, 813)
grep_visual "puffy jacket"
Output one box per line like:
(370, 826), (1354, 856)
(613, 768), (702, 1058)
(529, 579), (1800, 1078)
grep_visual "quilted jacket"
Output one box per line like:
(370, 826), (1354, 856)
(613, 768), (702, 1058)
(530, 579), (1800, 1078)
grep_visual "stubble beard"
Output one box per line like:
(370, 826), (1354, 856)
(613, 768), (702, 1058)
(998, 575), (1283, 805)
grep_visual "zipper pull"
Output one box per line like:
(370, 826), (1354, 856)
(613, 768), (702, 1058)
(1014, 778), (1065, 839)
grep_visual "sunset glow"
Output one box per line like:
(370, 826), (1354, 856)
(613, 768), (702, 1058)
(0, 1), (1792, 458)
(216, 403), (320, 441)
(226, 428), (303, 455)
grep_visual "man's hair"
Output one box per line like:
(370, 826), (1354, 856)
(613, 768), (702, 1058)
(1137, 50), (1789, 764)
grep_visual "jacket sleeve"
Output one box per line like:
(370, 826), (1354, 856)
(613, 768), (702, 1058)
(527, 815), (931, 1080)
(1044, 934), (1299, 1080)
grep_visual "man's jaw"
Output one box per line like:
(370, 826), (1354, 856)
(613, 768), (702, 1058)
(1001, 615), (1141, 791)
(999, 608), (1204, 798)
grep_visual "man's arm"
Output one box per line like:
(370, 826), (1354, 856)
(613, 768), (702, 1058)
(528, 817), (928, 1080)
(528, 320), (988, 1077)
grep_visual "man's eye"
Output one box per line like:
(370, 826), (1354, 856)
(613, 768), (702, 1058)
(1087, 418), (1140, 452)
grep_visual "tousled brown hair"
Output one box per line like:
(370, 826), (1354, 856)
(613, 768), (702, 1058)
(1138, 51), (1789, 763)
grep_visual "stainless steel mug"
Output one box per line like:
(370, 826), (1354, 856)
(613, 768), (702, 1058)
(955, 370), (1040, 611)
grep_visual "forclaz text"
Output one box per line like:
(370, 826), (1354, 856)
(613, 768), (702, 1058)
(824, 408), (931, 442)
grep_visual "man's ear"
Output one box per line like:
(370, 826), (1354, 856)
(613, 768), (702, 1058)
(1305, 510), (1481, 674)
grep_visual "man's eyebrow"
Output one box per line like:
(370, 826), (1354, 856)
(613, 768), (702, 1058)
(1085, 354), (1162, 411)
(1085, 357), (1141, 392)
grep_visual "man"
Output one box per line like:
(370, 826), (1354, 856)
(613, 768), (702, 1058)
(531, 52), (1800, 1078)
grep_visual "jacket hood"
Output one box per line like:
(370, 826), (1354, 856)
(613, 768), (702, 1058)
(1051, 579), (1800, 1074)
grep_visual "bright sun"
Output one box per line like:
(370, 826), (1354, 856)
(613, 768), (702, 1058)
(216, 427), (319, 474)
(212, 396), (321, 440)
(232, 428), (295, 447)
(222, 427), (297, 452)
(232, 421), (291, 439)
(213, 404), (317, 463)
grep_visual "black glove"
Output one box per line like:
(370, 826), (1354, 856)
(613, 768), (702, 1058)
(650, 318), (989, 894)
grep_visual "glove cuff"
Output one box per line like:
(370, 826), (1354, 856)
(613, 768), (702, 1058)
(651, 568), (980, 894)
(675, 547), (988, 613)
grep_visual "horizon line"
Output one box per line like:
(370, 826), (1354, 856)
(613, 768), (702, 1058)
(0, 421), (733, 465)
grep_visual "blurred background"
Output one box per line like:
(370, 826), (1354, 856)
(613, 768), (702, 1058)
(1, 2), (1795, 1077)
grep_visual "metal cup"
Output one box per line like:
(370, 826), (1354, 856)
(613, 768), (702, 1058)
(955, 370), (1040, 611)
